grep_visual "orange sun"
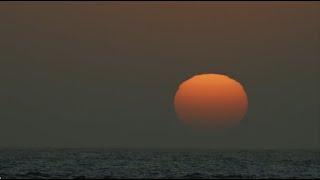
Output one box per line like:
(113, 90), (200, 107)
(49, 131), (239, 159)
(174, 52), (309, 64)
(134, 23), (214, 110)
(174, 74), (248, 130)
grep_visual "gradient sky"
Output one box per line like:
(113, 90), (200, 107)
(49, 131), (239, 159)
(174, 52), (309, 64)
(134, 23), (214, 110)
(0, 2), (319, 149)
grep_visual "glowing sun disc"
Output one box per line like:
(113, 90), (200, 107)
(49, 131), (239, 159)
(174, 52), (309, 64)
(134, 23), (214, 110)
(174, 74), (248, 130)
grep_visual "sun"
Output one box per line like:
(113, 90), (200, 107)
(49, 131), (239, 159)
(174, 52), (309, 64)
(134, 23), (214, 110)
(174, 74), (248, 130)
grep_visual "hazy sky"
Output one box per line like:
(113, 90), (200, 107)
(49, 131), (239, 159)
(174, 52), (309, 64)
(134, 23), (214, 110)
(0, 2), (319, 149)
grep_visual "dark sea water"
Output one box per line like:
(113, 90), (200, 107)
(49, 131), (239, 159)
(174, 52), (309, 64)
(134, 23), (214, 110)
(0, 149), (319, 179)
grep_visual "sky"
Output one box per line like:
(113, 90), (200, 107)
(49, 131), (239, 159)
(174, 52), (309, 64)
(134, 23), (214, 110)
(0, 2), (319, 149)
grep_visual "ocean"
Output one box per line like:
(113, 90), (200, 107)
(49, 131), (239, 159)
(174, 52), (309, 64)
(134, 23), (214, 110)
(0, 149), (319, 179)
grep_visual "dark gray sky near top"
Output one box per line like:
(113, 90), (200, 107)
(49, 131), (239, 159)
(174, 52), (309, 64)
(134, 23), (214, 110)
(0, 2), (319, 149)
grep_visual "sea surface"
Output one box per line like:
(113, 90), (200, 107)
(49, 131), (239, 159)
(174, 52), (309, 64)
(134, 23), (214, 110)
(0, 149), (319, 179)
